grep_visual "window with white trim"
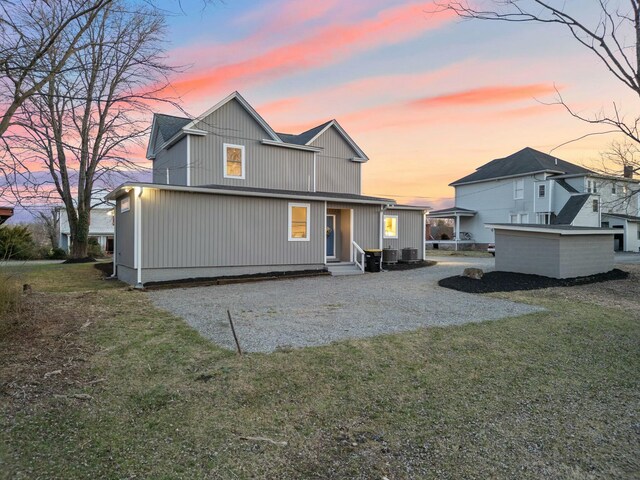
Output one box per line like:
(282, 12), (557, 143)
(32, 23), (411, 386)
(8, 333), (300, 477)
(223, 143), (245, 179)
(592, 199), (599, 212)
(514, 179), (524, 199)
(586, 179), (598, 193)
(288, 203), (309, 241)
(383, 215), (398, 238)
(509, 214), (518, 224)
(510, 212), (529, 224)
(538, 184), (546, 198)
(536, 212), (550, 224)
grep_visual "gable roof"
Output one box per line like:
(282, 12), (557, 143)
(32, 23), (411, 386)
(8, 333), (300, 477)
(146, 92), (369, 161)
(552, 194), (591, 225)
(451, 147), (593, 186)
(554, 178), (579, 193)
(276, 119), (369, 161)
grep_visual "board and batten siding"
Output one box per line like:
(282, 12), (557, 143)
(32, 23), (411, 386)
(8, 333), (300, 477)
(383, 209), (425, 260)
(152, 137), (187, 185)
(189, 98), (315, 190)
(141, 189), (324, 269)
(327, 202), (380, 250)
(312, 127), (361, 195)
(115, 190), (135, 268)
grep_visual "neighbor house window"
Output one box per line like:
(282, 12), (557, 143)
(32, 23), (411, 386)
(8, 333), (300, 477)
(510, 213), (529, 224)
(288, 203), (310, 241)
(538, 184), (546, 198)
(120, 196), (130, 213)
(586, 179), (598, 193)
(592, 199), (599, 212)
(384, 215), (398, 238)
(224, 143), (245, 179)
(509, 214), (518, 224)
(611, 184), (617, 195)
(514, 179), (524, 199)
(536, 212), (550, 224)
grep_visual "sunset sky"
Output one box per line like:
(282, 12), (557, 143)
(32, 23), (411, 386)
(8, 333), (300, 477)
(7, 0), (637, 219)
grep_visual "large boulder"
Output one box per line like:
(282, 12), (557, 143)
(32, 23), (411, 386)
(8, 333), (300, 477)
(462, 267), (484, 280)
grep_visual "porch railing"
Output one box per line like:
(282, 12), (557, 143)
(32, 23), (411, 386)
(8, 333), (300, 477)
(352, 241), (365, 273)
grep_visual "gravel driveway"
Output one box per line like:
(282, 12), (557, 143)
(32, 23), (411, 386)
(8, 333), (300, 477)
(148, 257), (543, 353)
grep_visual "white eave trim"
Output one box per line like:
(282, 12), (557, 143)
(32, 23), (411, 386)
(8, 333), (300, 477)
(261, 139), (322, 152)
(181, 91), (281, 142)
(388, 205), (429, 212)
(304, 120), (369, 161)
(485, 224), (616, 235)
(450, 170), (564, 187)
(106, 183), (395, 205)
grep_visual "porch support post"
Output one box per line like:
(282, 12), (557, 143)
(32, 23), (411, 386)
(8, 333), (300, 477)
(455, 214), (460, 251)
(323, 201), (327, 264)
(134, 187), (144, 289)
(111, 207), (117, 278)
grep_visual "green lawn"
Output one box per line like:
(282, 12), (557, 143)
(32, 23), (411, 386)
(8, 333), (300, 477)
(1, 263), (638, 479)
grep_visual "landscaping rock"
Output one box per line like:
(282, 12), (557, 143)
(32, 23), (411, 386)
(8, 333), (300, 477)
(462, 267), (484, 280)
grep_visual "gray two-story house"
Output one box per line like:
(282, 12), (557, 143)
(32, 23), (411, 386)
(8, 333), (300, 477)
(428, 147), (640, 252)
(107, 92), (426, 286)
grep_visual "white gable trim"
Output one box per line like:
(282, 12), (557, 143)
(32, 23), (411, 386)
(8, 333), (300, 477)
(146, 115), (159, 160)
(183, 91), (281, 142)
(304, 120), (369, 161)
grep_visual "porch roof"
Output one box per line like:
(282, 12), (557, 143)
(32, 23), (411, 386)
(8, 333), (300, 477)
(426, 206), (476, 218)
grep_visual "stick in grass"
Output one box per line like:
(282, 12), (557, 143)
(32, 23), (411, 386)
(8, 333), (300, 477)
(227, 309), (243, 356)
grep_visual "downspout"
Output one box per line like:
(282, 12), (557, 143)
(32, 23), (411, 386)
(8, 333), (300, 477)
(379, 204), (391, 271)
(313, 152), (317, 192)
(134, 187), (144, 289)
(110, 207), (117, 278)
(186, 135), (191, 187)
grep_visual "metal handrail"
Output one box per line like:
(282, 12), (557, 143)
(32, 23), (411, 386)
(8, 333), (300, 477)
(352, 241), (365, 273)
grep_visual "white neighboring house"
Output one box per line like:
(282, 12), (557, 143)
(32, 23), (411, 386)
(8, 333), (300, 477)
(58, 206), (115, 254)
(427, 147), (640, 252)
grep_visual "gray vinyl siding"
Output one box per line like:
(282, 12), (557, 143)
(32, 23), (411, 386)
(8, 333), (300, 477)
(313, 127), (361, 195)
(327, 202), (380, 250)
(383, 209), (424, 260)
(115, 191), (135, 268)
(190, 98), (314, 190)
(495, 230), (613, 278)
(153, 137), (187, 185)
(141, 189), (324, 269)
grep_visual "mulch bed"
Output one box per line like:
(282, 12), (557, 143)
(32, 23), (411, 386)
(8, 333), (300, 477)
(384, 260), (437, 271)
(438, 269), (629, 294)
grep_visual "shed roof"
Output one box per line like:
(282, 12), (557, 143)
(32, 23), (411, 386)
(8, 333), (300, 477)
(486, 223), (615, 235)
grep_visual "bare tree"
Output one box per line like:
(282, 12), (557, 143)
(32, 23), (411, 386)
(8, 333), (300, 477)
(0, 0), (114, 139)
(436, 0), (640, 199)
(4, 1), (176, 258)
(36, 208), (60, 249)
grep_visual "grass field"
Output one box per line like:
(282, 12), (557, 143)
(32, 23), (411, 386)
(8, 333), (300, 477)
(1, 263), (638, 479)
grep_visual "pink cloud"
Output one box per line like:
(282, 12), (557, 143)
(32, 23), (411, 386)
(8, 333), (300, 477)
(168, 2), (456, 98)
(409, 84), (558, 107)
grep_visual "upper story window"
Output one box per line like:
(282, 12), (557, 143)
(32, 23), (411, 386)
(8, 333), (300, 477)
(224, 143), (245, 179)
(538, 184), (546, 198)
(611, 184), (617, 195)
(510, 212), (529, 224)
(592, 199), (599, 212)
(288, 203), (309, 241)
(383, 215), (398, 238)
(586, 179), (598, 193)
(514, 179), (524, 199)
(536, 212), (550, 224)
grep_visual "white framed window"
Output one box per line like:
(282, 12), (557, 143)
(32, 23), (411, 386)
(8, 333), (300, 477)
(592, 199), (599, 212)
(288, 203), (310, 241)
(611, 184), (617, 195)
(520, 213), (529, 224)
(120, 196), (130, 213)
(514, 179), (524, 199)
(509, 214), (518, 224)
(383, 215), (398, 238)
(510, 212), (529, 224)
(586, 179), (598, 194)
(538, 184), (546, 198)
(223, 143), (245, 179)
(536, 212), (550, 224)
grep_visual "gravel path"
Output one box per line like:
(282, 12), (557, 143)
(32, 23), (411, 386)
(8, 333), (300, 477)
(147, 257), (543, 353)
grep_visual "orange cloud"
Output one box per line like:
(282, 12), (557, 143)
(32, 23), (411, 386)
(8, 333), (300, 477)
(409, 84), (558, 108)
(169, 2), (456, 97)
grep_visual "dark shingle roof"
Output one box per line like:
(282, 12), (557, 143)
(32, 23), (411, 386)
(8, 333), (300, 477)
(276, 120), (333, 145)
(554, 178), (579, 193)
(155, 113), (191, 143)
(427, 207), (476, 215)
(199, 183), (394, 203)
(552, 194), (591, 225)
(451, 147), (593, 186)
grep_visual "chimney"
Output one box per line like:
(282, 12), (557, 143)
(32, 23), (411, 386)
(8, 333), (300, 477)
(623, 165), (634, 178)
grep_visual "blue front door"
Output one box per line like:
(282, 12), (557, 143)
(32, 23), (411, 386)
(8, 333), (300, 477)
(326, 215), (335, 258)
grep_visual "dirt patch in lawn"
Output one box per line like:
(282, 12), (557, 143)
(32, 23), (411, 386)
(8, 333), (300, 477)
(0, 290), (101, 417)
(439, 269), (629, 294)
